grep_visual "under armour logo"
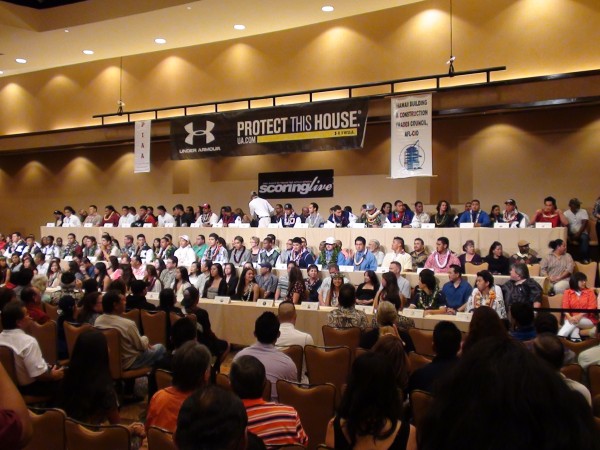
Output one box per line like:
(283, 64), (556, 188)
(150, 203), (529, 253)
(184, 121), (215, 145)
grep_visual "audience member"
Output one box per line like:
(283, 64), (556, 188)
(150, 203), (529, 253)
(409, 269), (447, 315)
(125, 279), (157, 311)
(557, 272), (597, 340)
(441, 264), (471, 313)
(483, 241), (510, 275)
(509, 239), (540, 265)
(0, 357), (33, 449)
(501, 262), (543, 310)
(462, 306), (509, 355)
(355, 270), (380, 306)
(327, 283), (368, 330)
(465, 270), (507, 318)
(372, 334), (410, 394)
(541, 239), (574, 295)
(20, 287), (49, 325)
(233, 312), (297, 401)
(424, 237), (460, 273)
(457, 239), (482, 271)
(275, 301), (314, 383)
(509, 302), (536, 342)
(77, 292), (102, 325)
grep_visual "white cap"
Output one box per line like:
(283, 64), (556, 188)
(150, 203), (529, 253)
(325, 237), (336, 245)
(180, 235), (190, 242)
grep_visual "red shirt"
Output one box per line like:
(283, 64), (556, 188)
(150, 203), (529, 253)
(146, 387), (192, 433)
(26, 304), (49, 325)
(243, 398), (308, 449)
(562, 289), (598, 324)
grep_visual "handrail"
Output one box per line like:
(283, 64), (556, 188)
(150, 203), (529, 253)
(92, 66), (506, 125)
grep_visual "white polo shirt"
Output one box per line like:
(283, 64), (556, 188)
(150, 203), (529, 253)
(0, 329), (48, 386)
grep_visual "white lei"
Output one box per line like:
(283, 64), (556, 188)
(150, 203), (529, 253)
(354, 250), (368, 267)
(434, 251), (450, 269)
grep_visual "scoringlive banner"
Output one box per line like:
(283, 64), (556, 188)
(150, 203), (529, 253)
(390, 94), (433, 178)
(170, 98), (368, 159)
(258, 170), (334, 199)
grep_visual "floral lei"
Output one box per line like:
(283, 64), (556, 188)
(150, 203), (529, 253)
(318, 247), (340, 265)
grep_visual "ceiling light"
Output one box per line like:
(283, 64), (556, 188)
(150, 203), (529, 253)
(64, 29), (69, 33)
(155, 38), (167, 44)
(15, 58), (27, 64)
(82, 50), (94, 55)
(186, 6), (192, 10)
(322, 5), (334, 12)
(233, 24), (246, 30)
(0, 71), (3, 75)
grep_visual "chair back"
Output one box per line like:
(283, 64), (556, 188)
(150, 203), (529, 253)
(560, 364), (583, 383)
(411, 389), (434, 430)
(322, 326), (361, 354)
(588, 365), (600, 398)
(304, 345), (351, 405)
(98, 328), (124, 379)
(28, 320), (58, 364)
(560, 337), (600, 355)
(408, 351), (432, 372)
(155, 369), (173, 390)
(64, 322), (93, 358)
(575, 262), (598, 287)
(280, 345), (303, 382)
(122, 309), (141, 330)
(43, 303), (59, 321)
(147, 426), (177, 450)
(527, 264), (541, 276)
(465, 262), (488, 274)
(277, 380), (336, 450)
(141, 310), (167, 346)
(215, 372), (271, 401)
(546, 293), (563, 323)
(23, 408), (66, 450)
(170, 312), (183, 326)
(0, 345), (18, 386)
(65, 418), (131, 450)
(408, 328), (435, 357)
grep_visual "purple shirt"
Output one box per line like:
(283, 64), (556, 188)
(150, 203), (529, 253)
(233, 342), (297, 401)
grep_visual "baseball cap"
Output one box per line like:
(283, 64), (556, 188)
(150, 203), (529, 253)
(518, 240), (529, 247)
(569, 198), (582, 207)
(180, 235), (190, 242)
(53, 210), (62, 215)
(325, 237), (336, 245)
(260, 262), (272, 270)
(505, 199), (516, 205)
(284, 203), (293, 210)
(365, 203), (375, 210)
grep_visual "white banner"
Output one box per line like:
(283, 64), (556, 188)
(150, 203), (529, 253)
(134, 120), (151, 173)
(390, 94), (432, 179)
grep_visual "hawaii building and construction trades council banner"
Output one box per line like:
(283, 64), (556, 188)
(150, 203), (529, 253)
(390, 94), (433, 178)
(258, 170), (334, 199)
(170, 98), (368, 159)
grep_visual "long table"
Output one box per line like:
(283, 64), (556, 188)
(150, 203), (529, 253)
(41, 225), (566, 257)
(145, 299), (470, 346)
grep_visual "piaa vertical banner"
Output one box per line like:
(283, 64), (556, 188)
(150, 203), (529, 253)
(134, 120), (151, 173)
(390, 94), (432, 179)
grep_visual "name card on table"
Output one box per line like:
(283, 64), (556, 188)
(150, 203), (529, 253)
(256, 299), (274, 307)
(323, 222), (335, 228)
(355, 305), (374, 315)
(456, 312), (473, 322)
(143, 223), (153, 228)
(121, 223), (131, 228)
(165, 223), (174, 228)
(402, 308), (425, 318)
(268, 223), (280, 229)
(215, 296), (231, 304)
(103, 223), (113, 228)
(535, 222), (552, 229)
(64, 256), (73, 262)
(294, 223), (309, 229)
(212, 223), (223, 228)
(301, 302), (319, 311)
(494, 222), (509, 229)
(376, 267), (388, 273)
(229, 223), (239, 228)
(191, 223), (201, 228)
(275, 263), (287, 270)
(146, 292), (159, 301)
(383, 223), (401, 228)
(349, 223), (365, 228)
(274, 300), (284, 307)
(339, 265), (354, 272)
(459, 223), (474, 229)
(46, 223), (55, 227)
(239, 223), (251, 228)
(84, 223), (93, 228)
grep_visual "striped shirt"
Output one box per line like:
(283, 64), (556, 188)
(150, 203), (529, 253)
(243, 398), (308, 449)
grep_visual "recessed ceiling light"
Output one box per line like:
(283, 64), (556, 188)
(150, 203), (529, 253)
(82, 50), (94, 55)
(0, 71), (4, 75)
(155, 38), (167, 44)
(64, 29), (69, 33)
(186, 6), (192, 10)
(322, 5), (334, 12)
(233, 24), (246, 30)
(15, 58), (27, 64)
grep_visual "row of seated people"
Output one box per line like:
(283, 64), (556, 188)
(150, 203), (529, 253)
(2, 279), (599, 449)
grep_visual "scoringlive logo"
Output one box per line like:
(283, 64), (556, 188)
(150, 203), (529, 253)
(184, 121), (215, 145)
(259, 176), (333, 196)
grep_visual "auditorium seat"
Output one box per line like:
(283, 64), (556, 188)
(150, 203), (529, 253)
(588, 365), (600, 398)
(0, 346), (52, 405)
(155, 369), (173, 390)
(63, 322), (93, 358)
(28, 320), (58, 365)
(527, 264), (541, 276)
(279, 344), (304, 382)
(465, 262), (488, 274)
(408, 329), (435, 357)
(410, 389), (434, 430)
(560, 364), (583, 383)
(304, 345), (351, 405)
(322, 326), (361, 358)
(122, 309), (141, 331)
(140, 310), (167, 346)
(408, 352), (432, 372)
(277, 380), (336, 450)
(575, 262), (598, 287)
(23, 408), (66, 450)
(42, 303), (59, 321)
(147, 425), (177, 450)
(65, 417), (130, 450)
(97, 328), (152, 381)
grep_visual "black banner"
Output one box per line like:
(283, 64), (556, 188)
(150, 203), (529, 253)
(170, 98), (368, 159)
(258, 170), (334, 199)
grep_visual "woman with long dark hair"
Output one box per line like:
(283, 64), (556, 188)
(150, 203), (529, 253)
(233, 267), (260, 302)
(484, 241), (510, 275)
(304, 264), (322, 303)
(172, 266), (191, 297)
(77, 292), (102, 325)
(145, 264), (162, 293)
(356, 270), (380, 306)
(94, 262), (110, 292)
(202, 263), (228, 299)
(286, 266), (306, 304)
(325, 352), (416, 449)
(108, 256), (122, 281)
(223, 263), (239, 297)
(409, 269), (447, 315)
(431, 200), (455, 228)
(462, 306), (509, 355)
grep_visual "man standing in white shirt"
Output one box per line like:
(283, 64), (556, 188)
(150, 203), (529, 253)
(249, 191), (274, 228)
(564, 198), (590, 264)
(156, 205), (176, 227)
(174, 235), (197, 268)
(381, 236), (413, 271)
(276, 302), (314, 383)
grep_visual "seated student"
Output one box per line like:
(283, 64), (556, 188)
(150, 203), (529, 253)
(501, 262), (543, 311)
(327, 283), (369, 330)
(233, 312), (297, 402)
(360, 300), (415, 353)
(557, 272), (597, 341)
(483, 241), (510, 276)
(372, 335), (411, 395)
(95, 290), (166, 370)
(457, 240), (482, 272)
(409, 269), (448, 315)
(408, 321), (461, 394)
(509, 302), (536, 342)
(326, 352), (417, 450)
(20, 287), (49, 325)
(56, 295), (77, 361)
(176, 385), (267, 450)
(419, 338), (596, 450)
(441, 264), (472, 314)
(125, 279), (157, 311)
(146, 341), (211, 434)
(230, 355), (308, 449)
(532, 333), (592, 406)
(0, 302), (64, 397)
(465, 270), (507, 319)
(462, 306), (510, 355)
